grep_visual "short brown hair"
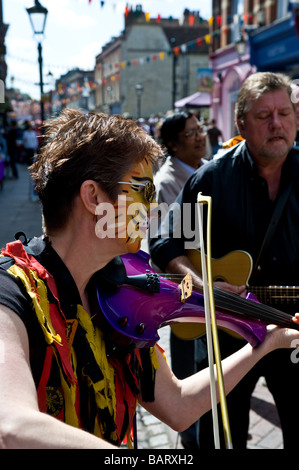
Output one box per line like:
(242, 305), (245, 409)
(235, 72), (296, 128)
(30, 109), (162, 231)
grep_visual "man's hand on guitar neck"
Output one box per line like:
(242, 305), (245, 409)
(166, 255), (247, 297)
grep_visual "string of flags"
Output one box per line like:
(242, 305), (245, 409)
(87, 1), (257, 30)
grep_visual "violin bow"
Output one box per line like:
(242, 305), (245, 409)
(197, 193), (233, 449)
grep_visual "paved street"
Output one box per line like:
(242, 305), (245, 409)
(0, 163), (43, 248)
(0, 163), (283, 450)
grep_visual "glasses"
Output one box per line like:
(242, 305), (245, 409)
(118, 181), (156, 203)
(184, 126), (205, 139)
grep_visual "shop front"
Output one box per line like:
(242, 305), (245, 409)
(249, 11), (299, 76)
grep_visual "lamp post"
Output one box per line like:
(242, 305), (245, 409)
(235, 37), (246, 59)
(135, 83), (143, 119)
(26, 0), (48, 122)
(170, 37), (177, 110)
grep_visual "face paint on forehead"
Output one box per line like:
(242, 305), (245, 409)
(127, 157), (153, 182)
(118, 157), (155, 204)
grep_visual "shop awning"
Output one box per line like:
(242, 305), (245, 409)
(175, 92), (211, 108)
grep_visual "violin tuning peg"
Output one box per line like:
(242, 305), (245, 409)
(118, 316), (128, 327)
(136, 323), (146, 334)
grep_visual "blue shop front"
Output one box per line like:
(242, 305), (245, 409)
(249, 10), (299, 77)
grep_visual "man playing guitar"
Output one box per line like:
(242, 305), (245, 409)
(150, 72), (299, 449)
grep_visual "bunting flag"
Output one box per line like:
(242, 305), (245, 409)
(189, 15), (195, 26)
(88, 0), (105, 5)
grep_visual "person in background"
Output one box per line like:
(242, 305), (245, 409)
(6, 120), (19, 179)
(0, 128), (7, 189)
(149, 72), (299, 449)
(22, 122), (38, 165)
(154, 111), (208, 205)
(141, 111), (209, 253)
(207, 118), (223, 156)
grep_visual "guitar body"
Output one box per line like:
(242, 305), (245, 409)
(187, 249), (253, 286)
(171, 250), (253, 340)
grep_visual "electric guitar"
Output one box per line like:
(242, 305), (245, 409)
(187, 249), (299, 306)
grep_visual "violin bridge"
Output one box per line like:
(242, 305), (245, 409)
(180, 273), (193, 303)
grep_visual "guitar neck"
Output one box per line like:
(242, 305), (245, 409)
(213, 287), (297, 330)
(249, 285), (299, 306)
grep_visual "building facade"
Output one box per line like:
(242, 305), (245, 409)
(94, 6), (210, 118)
(53, 68), (95, 117)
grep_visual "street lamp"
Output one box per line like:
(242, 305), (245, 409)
(135, 83), (143, 119)
(26, 0), (48, 122)
(235, 37), (246, 58)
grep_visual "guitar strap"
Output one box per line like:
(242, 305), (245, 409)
(253, 177), (295, 275)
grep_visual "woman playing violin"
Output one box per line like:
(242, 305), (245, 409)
(0, 108), (298, 449)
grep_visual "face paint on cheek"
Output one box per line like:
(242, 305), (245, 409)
(94, 196), (130, 241)
(94, 201), (118, 239)
(111, 196), (128, 238)
(125, 202), (148, 250)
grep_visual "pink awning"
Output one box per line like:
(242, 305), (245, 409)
(175, 92), (211, 108)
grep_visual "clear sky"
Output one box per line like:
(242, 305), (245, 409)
(3, 0), (212, 99)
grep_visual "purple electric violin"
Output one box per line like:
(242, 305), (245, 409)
(95, 250), (297, 349)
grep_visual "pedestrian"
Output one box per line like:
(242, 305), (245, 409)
(0, 128), (8, 189)
(0, 108), (299, 449)
(6, 120), (19, 179)
(207, 118), (223, 156)
(149, 72), (299, 449)
(154, 111), (208, 205)
(22, 122), (38, 165)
